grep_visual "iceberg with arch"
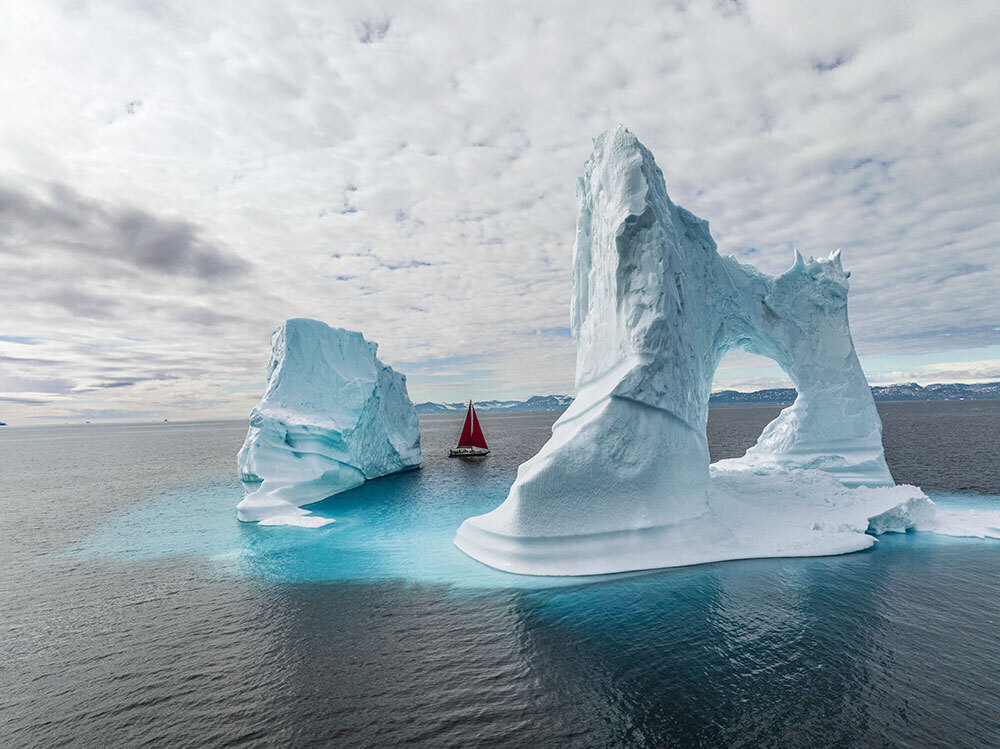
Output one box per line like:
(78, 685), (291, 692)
(237, 318), (422, 527)
(455, 126), (938, 575)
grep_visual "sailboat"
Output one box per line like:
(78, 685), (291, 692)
(449, 401), (490, 457)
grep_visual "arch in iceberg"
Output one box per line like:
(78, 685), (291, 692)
(454, 126), (898, 575)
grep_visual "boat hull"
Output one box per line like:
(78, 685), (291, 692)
(449, 447), (490, 457)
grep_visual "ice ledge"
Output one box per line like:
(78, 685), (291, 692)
(455, 466), (936, 576)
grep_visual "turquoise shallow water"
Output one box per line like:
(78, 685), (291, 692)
(3, 405), (1000, 746)
(70, 469), (531, 588)
(71, 462), (998, 592)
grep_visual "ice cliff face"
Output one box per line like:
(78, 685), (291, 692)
(455, 126), (918, 575)
(237, 319), (422, 527)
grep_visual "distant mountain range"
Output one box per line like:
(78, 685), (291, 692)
(413, 395), (574, 414)
(712, 381), (1000, 405)
(415, 382), (1000, 414)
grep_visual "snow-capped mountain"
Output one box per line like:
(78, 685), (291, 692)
(415, 382), (1000, 414)
(710, 382), (1000, 405)
(413, 395), (574, 414)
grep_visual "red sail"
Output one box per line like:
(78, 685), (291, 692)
(457, 402), (489, 449)
(457, 403), (475, 447)
(468, 406), (489, 449)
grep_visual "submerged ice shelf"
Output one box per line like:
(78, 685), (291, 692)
(237, 319), (422, 528)
(455, 126), (931, 576)
(76, 475), (1000, 588)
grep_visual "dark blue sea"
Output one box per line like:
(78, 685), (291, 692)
(2, 402), (999, 747)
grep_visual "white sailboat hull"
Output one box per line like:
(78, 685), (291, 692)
(449, 446), (490, 457)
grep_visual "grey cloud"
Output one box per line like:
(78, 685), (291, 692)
(357, 17), (391, 44)
(812, 54), (851, 72)
(112, 209), (244, 278)
(0, 395), (53, 405)
(382, 260), (432, 271)
(171, 305), (244, 327)
(0, 354), (60, 366)
(0, 182), (247, 280)
(72, 377), (174, 391)
(0, 374), (74, 393)
(714, 0), (745, 18)
(38, 287), (120, 319)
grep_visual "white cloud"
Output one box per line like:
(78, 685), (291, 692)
(868, 359), (1000, 386)
(0, 0), (998, 421)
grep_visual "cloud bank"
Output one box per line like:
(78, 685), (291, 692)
(0, 0), (998, 422)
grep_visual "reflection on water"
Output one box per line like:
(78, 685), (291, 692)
(2, 410), (1000, 746)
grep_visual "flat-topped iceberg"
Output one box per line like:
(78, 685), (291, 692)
(455, 126), (930, 575)
(237, 318), (422, 527)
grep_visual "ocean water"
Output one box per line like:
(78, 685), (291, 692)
(1, 402), (999, 747)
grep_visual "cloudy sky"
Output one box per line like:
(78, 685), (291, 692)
(1, 1), (998, 424)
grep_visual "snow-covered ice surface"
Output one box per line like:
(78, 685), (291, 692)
(237, 319), (422, 527)
(457, 467), (945, 576)
(456, 126), (929, 575)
